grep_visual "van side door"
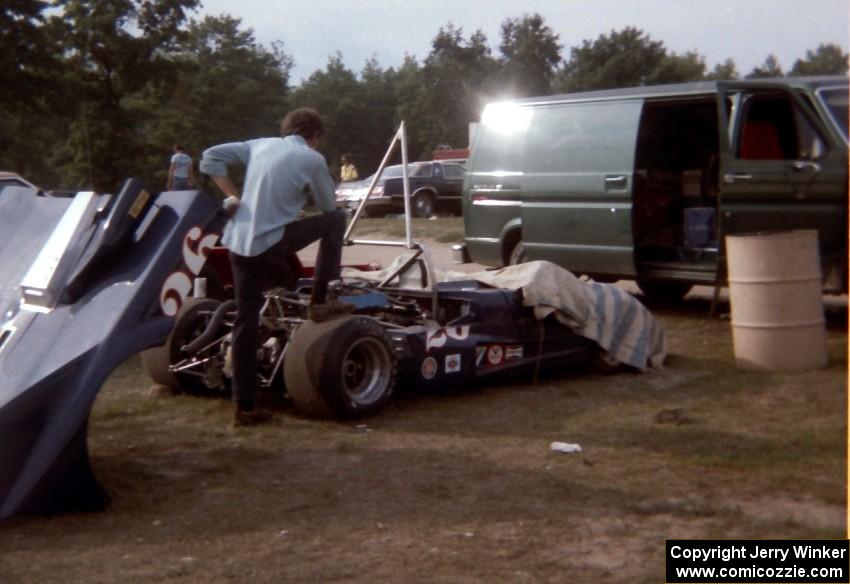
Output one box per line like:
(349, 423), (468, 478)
(521, 99), (642, 277)
(717, 82), (848, 287)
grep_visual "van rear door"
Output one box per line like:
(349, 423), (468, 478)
(717, 81), (848, 286)
(520, 99), (642, 277)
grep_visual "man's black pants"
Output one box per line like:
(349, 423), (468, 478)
(228, 209), (347, 405)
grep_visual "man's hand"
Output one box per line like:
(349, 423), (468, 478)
(223, 196), (241, 217)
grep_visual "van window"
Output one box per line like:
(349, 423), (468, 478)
(736, 92), (826, 161)
(817, 87), (849, 141)
(525, 101), (642, 173)
(794, 108), (827, 159)
(473, 103), (530, 174)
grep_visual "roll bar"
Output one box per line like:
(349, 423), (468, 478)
(342, 122), (440, 315)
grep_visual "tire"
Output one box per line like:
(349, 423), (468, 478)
(284, 316), (397, 419)
(412, 192), (436, 218)
(636, 280), (693, 304)
(141, 297), (227, 393)
(508, 239), (527, 266)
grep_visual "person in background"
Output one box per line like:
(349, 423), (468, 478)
(340, 154), (359, 182)
(167, 144), (195, 190)
(200, 107), (354, 427)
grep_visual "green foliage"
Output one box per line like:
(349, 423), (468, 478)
(2, 11), (846, 193)
(46, 0), (201, 190)
(746, 54), (784, 79)
(143, 14), (292, 189)
(651, 51), (707, 84)
(404, 24), (498, 158)
(289, 54), (385, 178)
(498, 13), (562, 97)
(555, 27), (709, 92)
(789, 43), (849, 76)
(556, 27), (667, 91)
(705, 59), (739, 81)
(0, 0), (65, 183)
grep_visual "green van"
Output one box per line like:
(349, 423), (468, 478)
(460, 77), (848, 300)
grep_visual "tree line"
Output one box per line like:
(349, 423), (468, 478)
(3, 1), (847, 194)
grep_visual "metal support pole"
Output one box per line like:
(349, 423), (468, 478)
(399, 121), (413, 249)
(344, 125), (403, 242)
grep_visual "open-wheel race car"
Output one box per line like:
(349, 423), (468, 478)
(141, 138), (666, 420)
(141, 260), (615, 420)
(0, 125), (664, 519)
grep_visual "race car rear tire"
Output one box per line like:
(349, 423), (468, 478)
(141, 297), (225, 393)
(284, 316), (397, 419)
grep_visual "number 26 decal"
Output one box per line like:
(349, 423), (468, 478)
(159, 227), (219, 316)
(426, 326), (470, 351)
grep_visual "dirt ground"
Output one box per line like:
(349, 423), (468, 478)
(0, 228), (846, 584)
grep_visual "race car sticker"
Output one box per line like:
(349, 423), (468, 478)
(486, 344), (504, 366)
(505, 346), (524, 361)
(159, 226), (220, 316)
(182, 226), (220, 276)
(425, 325), (471, 351)
(421, 356), (438, 380)
(445, 353), (461, 374)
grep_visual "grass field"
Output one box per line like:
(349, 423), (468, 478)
(346, 214), (465, 244)
(0, 230), (846, 583)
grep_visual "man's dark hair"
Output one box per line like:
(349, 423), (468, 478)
(280, 108), (324, 139)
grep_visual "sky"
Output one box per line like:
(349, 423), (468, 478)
(198, 0), (849, 84)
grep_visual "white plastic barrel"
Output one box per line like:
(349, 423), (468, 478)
(725, 230), (827, 371)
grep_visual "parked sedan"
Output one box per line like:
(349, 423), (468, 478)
(336, 160), (466, 218)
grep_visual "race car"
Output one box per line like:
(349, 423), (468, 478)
(142, 270), (607, 420)
(143, 236), (667, 421)
(0, 173), (664, 519)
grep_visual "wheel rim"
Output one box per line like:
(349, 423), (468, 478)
(173, 309), (221, 389)
(341, 337), (393, 405)
(415, 195), (433, 217)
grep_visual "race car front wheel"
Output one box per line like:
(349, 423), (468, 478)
(284, 316), (397, 419)
(141, 297), (228, 393)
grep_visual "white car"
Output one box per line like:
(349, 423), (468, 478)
(0, 171), (38, 192)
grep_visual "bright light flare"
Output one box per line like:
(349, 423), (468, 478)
(481, 102), (533, 136)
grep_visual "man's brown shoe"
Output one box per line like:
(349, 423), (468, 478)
(231, 408), (274, 428)
(306, 299), (355, 322)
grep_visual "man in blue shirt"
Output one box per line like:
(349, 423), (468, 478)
(200, 108), (352, 426)
(167, 144), (195, 190)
